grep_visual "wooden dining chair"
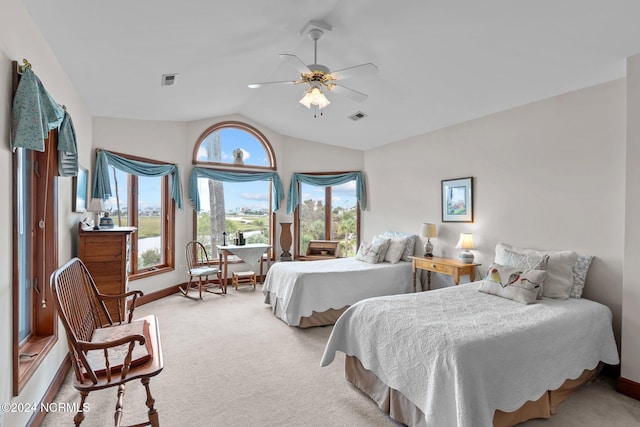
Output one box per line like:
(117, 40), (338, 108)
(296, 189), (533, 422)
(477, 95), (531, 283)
(50, 257), (163, 427)
(181, 240), (225, 298)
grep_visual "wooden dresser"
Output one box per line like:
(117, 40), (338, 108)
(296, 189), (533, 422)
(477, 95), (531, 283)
(78, 224), (136, 322)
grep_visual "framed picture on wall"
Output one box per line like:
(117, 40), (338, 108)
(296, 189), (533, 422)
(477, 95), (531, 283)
(72, 165), (88, 212)
(442, 177), (473, 222)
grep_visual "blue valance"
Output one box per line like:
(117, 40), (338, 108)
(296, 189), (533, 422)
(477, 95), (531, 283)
(287, 172), (366, 214)
(92, 150), (184, 211)
(11, 67), (78, 175)
(188, 167), (284, 212)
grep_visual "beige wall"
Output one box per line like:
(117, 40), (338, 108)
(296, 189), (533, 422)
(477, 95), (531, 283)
(622, 54), (640, 383)
(364, 80), (627, 348)
(1, 1), (94, 425)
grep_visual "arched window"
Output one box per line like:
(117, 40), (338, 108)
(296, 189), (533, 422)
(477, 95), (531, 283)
(192, 121), (277, 258)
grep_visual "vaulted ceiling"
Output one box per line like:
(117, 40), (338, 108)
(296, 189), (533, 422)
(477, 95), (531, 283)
(23, 0), (640, 150)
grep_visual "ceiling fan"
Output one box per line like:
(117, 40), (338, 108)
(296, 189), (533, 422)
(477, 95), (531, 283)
(248, 20), (378, 114)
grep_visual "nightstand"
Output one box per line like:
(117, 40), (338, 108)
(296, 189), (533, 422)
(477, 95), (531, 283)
(409, 256), (481, 292)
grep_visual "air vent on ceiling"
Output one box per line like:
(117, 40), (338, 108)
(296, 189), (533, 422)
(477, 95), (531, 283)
(348, 111), (368, 121)
(161, 73), (177, 86)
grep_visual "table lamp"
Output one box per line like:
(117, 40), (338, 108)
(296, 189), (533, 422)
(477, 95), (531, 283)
(455, 233), (475, 263)
(87, 198), (104, 230)
(420, 223), (437, 257)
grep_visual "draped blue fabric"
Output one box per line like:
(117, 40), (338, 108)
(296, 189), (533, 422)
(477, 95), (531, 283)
(12, 67), (80, 176)
(287, 172), (366, 214)
(188, 167), (284, 212)
(57, 111), (79, 177)
(11, 68), (65, 152)
(92, 150), (184, 211)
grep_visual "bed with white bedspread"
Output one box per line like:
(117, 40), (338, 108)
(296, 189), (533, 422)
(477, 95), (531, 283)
(262, 257), (412, 327)
(321, 282), (619, 426)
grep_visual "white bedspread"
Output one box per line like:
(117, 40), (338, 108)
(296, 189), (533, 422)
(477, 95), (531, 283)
(321, 283), (619, 427)
(263, 257), (412, 326)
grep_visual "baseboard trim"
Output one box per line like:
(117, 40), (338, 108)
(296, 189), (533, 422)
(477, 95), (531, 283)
(26, 354), (71, 427)
(618, 376), (640, 401)
(135, 284), (182, 307)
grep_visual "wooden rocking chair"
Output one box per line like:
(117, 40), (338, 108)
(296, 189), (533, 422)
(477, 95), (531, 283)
(50, 257), (163, 427)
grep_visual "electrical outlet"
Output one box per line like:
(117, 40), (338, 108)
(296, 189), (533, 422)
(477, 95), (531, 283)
(178, 265), (184, 273)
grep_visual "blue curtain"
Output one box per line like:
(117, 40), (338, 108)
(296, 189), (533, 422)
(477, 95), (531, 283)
(188, 167), (284, 212)
(92, 150), (184, 211)
(11, 67), (78, 175)
(287, 172), (366, 214)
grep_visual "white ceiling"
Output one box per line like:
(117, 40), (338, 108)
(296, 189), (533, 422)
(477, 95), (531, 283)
(22, 0), (640, 150)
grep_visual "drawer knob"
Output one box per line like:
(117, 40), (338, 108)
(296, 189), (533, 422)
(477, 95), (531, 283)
(432, 264), (436, 268)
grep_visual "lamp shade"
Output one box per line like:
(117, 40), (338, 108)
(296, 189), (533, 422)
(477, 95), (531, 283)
(87, 198), (104, 213)
(299, 86), (331, 109)
(420, 223), (437, 238)
(455, 233), (474, 250)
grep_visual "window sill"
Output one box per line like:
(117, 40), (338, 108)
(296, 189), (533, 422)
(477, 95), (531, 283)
(15, 334), (57, 396)
(129, 265), (173, 281)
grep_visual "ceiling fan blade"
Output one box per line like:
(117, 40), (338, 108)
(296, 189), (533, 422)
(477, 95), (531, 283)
(279, 54), (311, 75)
(330, 84), (368, 103)
(248, 80), (297, 89)
(330, 63), (378, 81)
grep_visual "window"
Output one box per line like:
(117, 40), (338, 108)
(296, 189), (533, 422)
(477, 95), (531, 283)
(295, 178), (361, 258)
(13, 135), (58, 396)
(105, 154), (175, 278)
(193, 122), (276, 258)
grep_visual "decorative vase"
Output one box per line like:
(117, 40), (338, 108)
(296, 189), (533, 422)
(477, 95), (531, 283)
(279, 222), (292, 261)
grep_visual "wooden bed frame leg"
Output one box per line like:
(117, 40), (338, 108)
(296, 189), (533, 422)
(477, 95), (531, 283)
(73, 391), (89, 426)
(142, 377), (159, 427)
(114, 383), (125, 426)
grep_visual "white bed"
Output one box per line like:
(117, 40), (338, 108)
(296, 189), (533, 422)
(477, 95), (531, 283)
(262, 257), (412, 327)
(321, 282), (619, 427)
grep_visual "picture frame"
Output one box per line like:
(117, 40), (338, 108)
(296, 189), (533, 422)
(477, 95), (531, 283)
(72, 165), (88, 212)
(441, 177), (474, 223)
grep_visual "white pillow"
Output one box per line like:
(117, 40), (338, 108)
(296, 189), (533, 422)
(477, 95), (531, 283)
(495, 246), (549, 299)
(384, 236), (409, 264)
(383, 231), (417, 261)
(495, 243), (577, 299)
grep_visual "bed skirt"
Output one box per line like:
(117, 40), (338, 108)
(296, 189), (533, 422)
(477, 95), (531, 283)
(298, 306), (348, 328)
(344, 355), (600, 427)
(266, 292), (347, 328)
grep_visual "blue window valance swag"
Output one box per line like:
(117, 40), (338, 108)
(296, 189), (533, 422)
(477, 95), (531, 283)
(11, 67), (78, 176)
(188, 167), (284, 212)
(92, 150), (184, 211)
(287, 172), (367, 214)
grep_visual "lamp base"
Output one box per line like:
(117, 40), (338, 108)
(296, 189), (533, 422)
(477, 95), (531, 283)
(424, 240), (433, 258)
(458, 250), (474, 264)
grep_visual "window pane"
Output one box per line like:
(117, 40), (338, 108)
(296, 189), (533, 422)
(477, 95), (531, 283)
(299, 182), (326, 255)
(196, 128), (270, 167)
(106, 167), (129, 227)
(196, 179), (271, 257)
(137, 176), (163, 269)
(330, 182), (358, 257)
(17, 148), (32, 344)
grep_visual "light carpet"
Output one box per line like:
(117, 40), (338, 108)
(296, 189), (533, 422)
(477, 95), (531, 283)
(42, 286), (640, 427)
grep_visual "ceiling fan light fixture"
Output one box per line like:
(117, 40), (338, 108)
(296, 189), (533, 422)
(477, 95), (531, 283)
(299, 86), (330, 109)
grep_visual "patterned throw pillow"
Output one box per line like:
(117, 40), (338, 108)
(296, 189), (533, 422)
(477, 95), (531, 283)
(494, 243), (577, 300)
(570, 254), (594, 298)
(371, 235), (392, 263)
(355, 239), (390, 264)
(478, 262), (546, 304)
(495, 247), (549, 299)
